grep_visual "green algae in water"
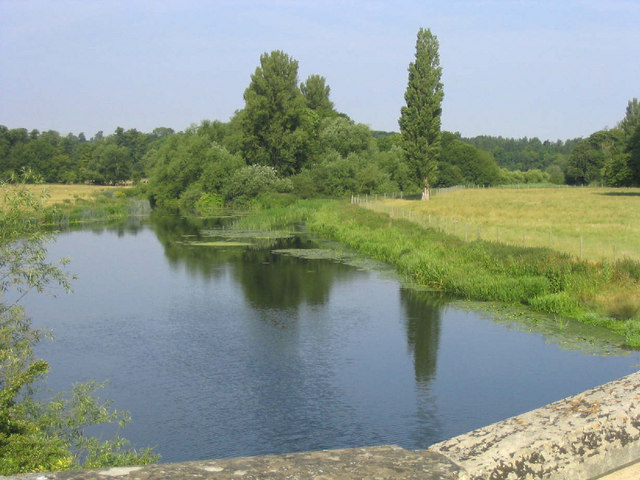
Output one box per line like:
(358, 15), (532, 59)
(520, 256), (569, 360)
(178, 240), (252, 247)
(449, 299), (630, 356)
(272, 247), (399, 278)
(177, 229), (295, 249)
(200, 229), (294, 240)
(272, 248), (348, 260)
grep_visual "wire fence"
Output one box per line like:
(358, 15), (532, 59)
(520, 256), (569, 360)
(350, 185), (469, 204)
(354, 191), (639, 263)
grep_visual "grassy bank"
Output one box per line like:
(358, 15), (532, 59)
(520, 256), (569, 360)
(363, 187), (640, 262)
(1, 184), (150, 227)
(235, 199), (640, 347)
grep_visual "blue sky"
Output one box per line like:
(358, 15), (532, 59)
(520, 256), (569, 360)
(1, 0), (639, 140)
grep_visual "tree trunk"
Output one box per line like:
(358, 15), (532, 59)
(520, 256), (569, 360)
(421, 176), (431, 200)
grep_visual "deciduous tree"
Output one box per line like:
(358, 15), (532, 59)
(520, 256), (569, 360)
(300, 74), (335, 116)
(628, 123), (640, 185)
(240, 50), (310, 175)
(619, 98), (640, 140)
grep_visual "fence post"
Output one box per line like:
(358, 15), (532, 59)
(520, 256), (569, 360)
(580, 236), (583, 261)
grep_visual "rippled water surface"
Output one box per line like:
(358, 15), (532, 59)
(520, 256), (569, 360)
(26, 216), (640, 463)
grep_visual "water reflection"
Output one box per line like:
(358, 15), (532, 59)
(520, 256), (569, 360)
(399, 288), (445, 446)
(233, 249), (358, 310)
(400, 288), (444, 384)
(150, 214), (242, 280)
(150, 214), (361, 310)
(46, 214), (149, 237)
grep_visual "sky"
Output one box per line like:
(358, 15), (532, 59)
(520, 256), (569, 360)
(1, 0), (639, 141)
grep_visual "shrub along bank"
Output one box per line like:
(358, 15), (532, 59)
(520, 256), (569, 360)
(237, 199), (640, 347)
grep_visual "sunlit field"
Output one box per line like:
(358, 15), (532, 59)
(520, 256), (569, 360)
(364, 187), (640, 262)
(1, 184), (130, 208)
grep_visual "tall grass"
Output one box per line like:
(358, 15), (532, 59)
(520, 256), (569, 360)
(229, 199), (324, 231)
(42, 190), (150, 228)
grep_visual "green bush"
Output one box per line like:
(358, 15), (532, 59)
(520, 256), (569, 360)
(195, 192), (224, 215)
(224, 165), (293, 205)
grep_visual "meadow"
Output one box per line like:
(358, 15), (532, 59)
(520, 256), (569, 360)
(362, 187), (640, 262)
(0, 184), (130, 207)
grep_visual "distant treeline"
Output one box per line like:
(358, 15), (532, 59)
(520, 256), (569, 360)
(463, 135), (580, 172)
(461, 98), (640, 187)
(0, 125), (175, 185)
(2, 56), (638, 210)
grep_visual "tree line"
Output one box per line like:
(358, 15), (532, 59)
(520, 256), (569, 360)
(0, 126), (174, 185)
(1, 32), (639, 213)
(564, 98), (640, 186)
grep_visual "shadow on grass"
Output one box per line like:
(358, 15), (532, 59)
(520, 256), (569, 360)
(598, 192), (640, 197)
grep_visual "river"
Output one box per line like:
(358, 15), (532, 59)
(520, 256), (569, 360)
(25, 215), (640, 463)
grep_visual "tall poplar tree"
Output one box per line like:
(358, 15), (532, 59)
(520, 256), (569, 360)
(398, 28), (444, 198)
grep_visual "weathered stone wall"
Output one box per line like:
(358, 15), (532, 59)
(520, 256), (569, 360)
(6, 370), (640, 480)
(430, 369), (640, 479)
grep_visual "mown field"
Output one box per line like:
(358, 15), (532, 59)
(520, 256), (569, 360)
(363, 187), (640, 262)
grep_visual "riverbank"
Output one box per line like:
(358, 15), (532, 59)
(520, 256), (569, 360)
(0, 183), (150, 227)
(232, 199), (640, 347)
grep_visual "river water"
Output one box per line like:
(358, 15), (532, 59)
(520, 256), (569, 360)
(25, 215), (640, 463)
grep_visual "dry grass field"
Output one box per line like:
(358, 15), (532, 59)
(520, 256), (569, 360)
(364, 187), (640, 262)
(1, 184), (129, 208)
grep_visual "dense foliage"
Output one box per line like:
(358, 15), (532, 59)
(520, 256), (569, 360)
(564, 100), (640, 186)
(0, 126), (176, 185)
(240, 51), (313, 175)
(462, 135), (578, 174)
